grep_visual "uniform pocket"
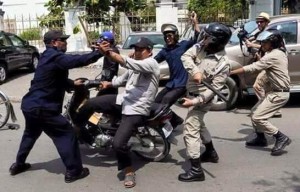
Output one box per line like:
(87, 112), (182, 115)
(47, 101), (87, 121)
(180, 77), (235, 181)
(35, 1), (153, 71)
(267, 93), (288, 104)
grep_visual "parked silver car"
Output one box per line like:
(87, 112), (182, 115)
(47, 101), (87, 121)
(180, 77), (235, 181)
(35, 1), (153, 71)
(181, 14), (300, 111)
(118, 31), (169, 80)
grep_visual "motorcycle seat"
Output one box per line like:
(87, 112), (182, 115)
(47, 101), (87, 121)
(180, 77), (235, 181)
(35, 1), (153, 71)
(148, 103), (169, 120)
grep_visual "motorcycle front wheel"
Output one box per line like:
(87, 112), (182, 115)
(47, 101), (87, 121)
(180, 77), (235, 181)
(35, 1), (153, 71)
(133, 126), (170, 162)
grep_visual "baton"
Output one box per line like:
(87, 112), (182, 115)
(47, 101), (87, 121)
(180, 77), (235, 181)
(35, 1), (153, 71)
(202, 80), (229, 103)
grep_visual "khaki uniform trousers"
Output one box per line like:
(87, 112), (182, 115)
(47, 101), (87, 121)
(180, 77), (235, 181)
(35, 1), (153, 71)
(253, 71), (270, 100)
(252, 92), (289, 135)
(252, 71), (281, 116)
(183, 102), (212, 159)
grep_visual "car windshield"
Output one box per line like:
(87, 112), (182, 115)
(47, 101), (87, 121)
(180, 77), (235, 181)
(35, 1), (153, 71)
(229, 20), (258, 45)
(122, 34), (165, 49)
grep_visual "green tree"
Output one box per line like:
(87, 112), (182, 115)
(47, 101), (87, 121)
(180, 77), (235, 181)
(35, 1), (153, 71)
(19, 28), (42, 41)
(38, 0), (150, 29)
(38, 0), (65, 28)
(188, 0), (247, 24)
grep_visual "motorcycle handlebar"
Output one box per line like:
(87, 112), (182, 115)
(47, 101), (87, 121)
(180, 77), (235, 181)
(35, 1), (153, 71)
(81, 79), (102, 89)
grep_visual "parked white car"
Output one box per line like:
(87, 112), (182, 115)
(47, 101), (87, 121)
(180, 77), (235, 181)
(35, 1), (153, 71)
(118, 31), (170, 80)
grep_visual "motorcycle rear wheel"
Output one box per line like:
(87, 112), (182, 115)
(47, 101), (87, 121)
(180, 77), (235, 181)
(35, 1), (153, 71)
(133, 126), (170, 162)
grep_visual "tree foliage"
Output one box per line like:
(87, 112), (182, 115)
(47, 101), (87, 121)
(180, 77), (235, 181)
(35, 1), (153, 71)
(19, 28), (42, 40)
(188, 0), (248, 24)
(38, 0), (149, 28)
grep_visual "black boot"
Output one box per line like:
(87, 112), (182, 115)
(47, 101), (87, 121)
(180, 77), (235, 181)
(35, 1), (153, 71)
(178, 158), (205, 182)
(201, 141), (219, 163)
(170, 112), (184, 129)
(271, 131), (291, 156)
(9, 163), (31, 175)
(246, 132), (267, 147)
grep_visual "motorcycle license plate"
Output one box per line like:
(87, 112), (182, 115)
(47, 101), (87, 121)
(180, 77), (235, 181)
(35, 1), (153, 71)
(162, 121), (173, 138)
(88, 112), (101, 125)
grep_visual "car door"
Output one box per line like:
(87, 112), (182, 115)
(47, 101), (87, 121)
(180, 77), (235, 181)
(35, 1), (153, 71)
(0, 33), (19, 71)
(7, 34), (31, 68)
(267, 20), (300, 87)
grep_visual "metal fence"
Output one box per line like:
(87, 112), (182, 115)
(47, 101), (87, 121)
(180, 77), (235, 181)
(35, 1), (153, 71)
(1, 8), (252, 51)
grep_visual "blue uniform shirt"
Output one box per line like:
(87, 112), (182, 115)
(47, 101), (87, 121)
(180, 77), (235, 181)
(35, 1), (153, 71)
(154, 39), (196, 88)
(21, 47), (103, 113)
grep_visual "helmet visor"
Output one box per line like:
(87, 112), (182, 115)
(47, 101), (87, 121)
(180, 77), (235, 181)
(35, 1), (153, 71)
(256, 31), (273, 42)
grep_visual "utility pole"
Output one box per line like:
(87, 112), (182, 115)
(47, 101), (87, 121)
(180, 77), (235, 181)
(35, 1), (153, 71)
(0, 1), (4, 31)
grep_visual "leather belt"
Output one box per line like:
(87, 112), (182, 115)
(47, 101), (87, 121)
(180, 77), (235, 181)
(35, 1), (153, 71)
(188, 92), (200, 97)
(273, 89), (289, 92)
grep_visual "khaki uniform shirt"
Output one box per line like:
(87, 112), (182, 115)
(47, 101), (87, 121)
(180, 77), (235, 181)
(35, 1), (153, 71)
(181, 45), (230, 105)
(243, 49), (290, 90)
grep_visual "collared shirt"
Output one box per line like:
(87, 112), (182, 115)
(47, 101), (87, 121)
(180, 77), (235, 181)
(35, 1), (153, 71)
(112, 56), (160, 116)
(243, 48), (290, 90)
(154, 39), (196, 88)
(21, 47), (103, 113)
(181, 45), (230, 104)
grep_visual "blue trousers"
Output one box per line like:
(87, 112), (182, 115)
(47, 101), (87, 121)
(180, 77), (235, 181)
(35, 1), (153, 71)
(15, 109), (83, 175)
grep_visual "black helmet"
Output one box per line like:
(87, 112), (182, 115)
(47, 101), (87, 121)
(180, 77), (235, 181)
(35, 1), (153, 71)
(256, 29), (284, 49)
(200, 22), (232, 47)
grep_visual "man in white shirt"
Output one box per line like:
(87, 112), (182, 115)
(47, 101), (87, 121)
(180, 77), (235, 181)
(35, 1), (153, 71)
(74, 37), (160, 188)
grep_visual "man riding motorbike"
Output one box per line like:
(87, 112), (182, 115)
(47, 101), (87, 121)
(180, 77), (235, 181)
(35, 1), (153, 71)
(73, 37), (159, 188)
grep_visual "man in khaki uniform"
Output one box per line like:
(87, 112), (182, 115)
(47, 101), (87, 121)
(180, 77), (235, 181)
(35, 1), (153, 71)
(178, 23), (232, 182)
(252, 70), (282, 117)
(249, 12), (282, 117)
(231, 29), (291, 156)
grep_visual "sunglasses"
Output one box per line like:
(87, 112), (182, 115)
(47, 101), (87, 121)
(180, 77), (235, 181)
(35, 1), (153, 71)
(164, 33), (175, 38)
(256, 20), (266, 24)
(55, 38), (67, 42)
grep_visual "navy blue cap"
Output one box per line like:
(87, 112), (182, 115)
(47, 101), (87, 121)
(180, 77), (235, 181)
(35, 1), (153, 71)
(44, 30), (70, 43)
(130, 37), (153, 49)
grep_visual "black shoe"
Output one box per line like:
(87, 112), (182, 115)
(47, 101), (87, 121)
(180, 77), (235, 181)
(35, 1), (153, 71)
(271, 131), (292, 156)
(65, 167), (90, 183)
(178, 158), (205, 182)
(246, 132), (267, 147)
(9, 163), (31, 176)
(201, 149), (219, 163)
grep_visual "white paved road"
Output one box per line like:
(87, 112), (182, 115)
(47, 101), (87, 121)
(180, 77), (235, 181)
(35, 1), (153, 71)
(0, 68), (300, 192)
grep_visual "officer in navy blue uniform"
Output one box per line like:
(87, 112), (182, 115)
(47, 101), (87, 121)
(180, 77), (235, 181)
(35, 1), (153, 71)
(9, 30), (105, 183)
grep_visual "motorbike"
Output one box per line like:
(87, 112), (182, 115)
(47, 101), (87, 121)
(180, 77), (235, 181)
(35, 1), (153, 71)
(64, 78), (176, 162)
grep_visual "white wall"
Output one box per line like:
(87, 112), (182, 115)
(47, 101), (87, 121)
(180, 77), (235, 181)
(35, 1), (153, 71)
(249, 0), (273, 20)
(64, 7), (90, 52)
(1, 0), (48, 19)
(156, 2), (178, 33)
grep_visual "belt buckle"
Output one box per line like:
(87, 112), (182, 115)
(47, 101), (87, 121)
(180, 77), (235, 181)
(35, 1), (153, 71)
(206, 74), (213, 79)
(188, 92), (199, 97)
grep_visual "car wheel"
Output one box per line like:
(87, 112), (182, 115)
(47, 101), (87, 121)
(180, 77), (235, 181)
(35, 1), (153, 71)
(0, 64), (8, 84)
(28, 55), (39, 72)
(210, 77), (238, 111)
